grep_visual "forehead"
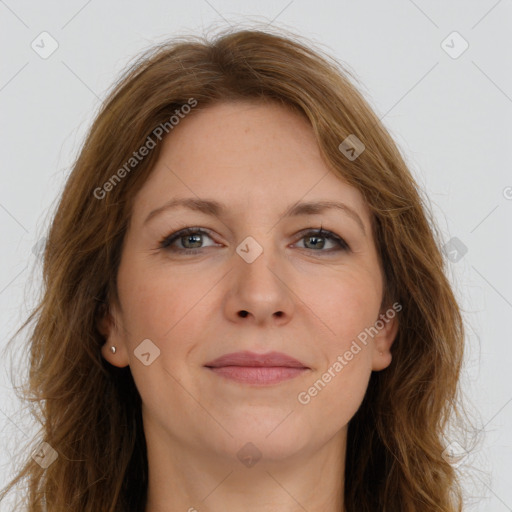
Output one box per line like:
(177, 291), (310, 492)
(132, 100), (371, 226)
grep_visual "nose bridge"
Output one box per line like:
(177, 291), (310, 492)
(225, 233), (294, 324)
(236, 236), (282, 298)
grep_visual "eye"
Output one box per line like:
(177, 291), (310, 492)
(159, 227), (219, 254)
(158, 226), (350, 255)
(294, 228), (350, 252)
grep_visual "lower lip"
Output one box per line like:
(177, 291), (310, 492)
(207, 366), (308, 385)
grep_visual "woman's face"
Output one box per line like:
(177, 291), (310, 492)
(101, 100), (398, 467)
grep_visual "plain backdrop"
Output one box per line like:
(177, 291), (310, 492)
(0, 1), (511, 510)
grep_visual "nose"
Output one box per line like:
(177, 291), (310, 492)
(223, 244), (295, 326)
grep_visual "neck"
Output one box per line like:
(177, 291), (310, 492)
(143, 421), (347, 512)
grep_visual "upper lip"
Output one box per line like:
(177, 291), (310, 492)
(204, 350), (309, 369)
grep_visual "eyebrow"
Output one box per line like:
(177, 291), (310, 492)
(144, 197), (366, 235)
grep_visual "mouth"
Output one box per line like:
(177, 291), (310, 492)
(204, 350), (310, 386)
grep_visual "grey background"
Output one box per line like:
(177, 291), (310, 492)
(1, 0), (511, 510)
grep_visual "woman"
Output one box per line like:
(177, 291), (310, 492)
(2, 27), (469, 511)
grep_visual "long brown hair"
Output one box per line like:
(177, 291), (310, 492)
(2, 26), (473, 511)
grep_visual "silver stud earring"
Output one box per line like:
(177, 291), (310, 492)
(110, 346), (117, 354)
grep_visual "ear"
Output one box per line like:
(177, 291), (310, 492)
(371, 304), (400, 372)
(97, 303), (130, 368)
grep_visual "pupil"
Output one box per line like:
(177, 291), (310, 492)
(184, 234), (202, 248)
(306, 235), (324, 249)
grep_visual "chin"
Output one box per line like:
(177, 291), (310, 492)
(229, 422), (311, 458)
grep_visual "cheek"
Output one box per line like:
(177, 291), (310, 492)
(294, 268), (379, 412)
(296, 273), (377, 423)
(117, 255), (214, 341)
(301, 266), (382, 349)
(115, 261), (203, 406)
(298, 356), (372, 434)
(115, 257), (219, 406)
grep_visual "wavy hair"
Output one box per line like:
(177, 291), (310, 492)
(1, 26), (471, 511)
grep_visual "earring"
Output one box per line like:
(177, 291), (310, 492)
(110, 346), (117, 354)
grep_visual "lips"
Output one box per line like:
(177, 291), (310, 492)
(204, 351), (310, 385)
(204, 350), (309, 369)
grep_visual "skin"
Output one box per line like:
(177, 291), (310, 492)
(100, 100), (398, 512)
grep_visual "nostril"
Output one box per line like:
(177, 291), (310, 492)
(274, 311), (283, 317)
(239, 310), (249, 318)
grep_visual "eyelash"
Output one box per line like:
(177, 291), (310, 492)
(158, 226), (350, 255)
